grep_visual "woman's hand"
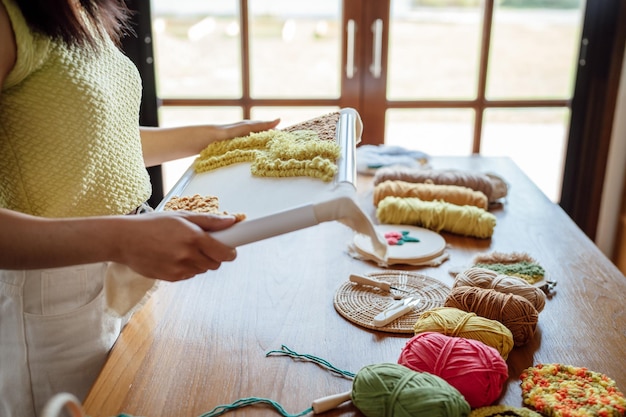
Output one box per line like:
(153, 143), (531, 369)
(140, 118), (281, 167)
(112, 212), (239, 281)
(0, 209), (239, 282)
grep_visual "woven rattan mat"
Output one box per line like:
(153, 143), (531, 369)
(333, 270), (451, 334)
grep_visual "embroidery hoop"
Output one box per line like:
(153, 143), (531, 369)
(353, 224), (447, 265)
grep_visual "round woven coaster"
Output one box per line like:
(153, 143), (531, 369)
(520, 363), (626, 417)
(333, 270), (450, 334)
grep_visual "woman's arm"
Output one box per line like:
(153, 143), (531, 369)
(0, 208), (239, 281)
(140, 119), (280, 167)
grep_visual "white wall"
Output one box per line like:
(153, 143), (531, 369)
(595, 44), (626, 258)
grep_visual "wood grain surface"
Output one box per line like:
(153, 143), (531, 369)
(84, 156), (626, 417)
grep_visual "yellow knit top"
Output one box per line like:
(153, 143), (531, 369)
(0, 0), (151, 217)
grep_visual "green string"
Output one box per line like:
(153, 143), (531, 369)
(112, 346), (351, 417)
(266, 345), (356, 379)
(196, 398), (313, 417)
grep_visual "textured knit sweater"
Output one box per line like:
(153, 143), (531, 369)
(0, 0), (151, 217)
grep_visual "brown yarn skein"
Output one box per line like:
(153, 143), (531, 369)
(444, 286), (538, 346)
(413, 307), (514, 360)
(372, 167), (508, 202)
(373, 180), (489, 209)
(453, 267), (546, 313)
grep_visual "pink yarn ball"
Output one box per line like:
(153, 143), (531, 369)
(398, 332), (508, 408)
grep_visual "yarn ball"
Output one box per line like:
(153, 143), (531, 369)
(376, 196), (496, 239)
(398, 332), (508, 408)
(413, 307), (514, 359)
(454, 267), (546, 313)
(444, 286), (538, 346)
(352, 363), (471, 417)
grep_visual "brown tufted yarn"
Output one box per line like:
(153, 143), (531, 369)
(413, 307), (514, 360)
(373, 180), (489, 209)
(453, 267), (546, 313)
(444, 286), (538, 346)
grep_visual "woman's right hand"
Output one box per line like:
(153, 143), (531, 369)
(113, 211), (238, 282)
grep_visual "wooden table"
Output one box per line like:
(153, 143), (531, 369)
(84, 156), (626, 417)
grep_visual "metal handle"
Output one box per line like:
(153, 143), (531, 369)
(370, 18), (383, 78)
(346, 19), (356, 78)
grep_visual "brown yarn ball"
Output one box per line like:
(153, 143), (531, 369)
(444, 286), (538, 346)
(453, 267), (546, 313)
(413, 307), (514, 360)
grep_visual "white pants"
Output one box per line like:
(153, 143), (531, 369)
(0, 263), (122, 417)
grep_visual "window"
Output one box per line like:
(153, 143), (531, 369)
(151, 0), (586, 202)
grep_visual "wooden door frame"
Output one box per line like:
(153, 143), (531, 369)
(560, 0), (626, 239)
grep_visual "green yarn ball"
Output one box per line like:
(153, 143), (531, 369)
(351, 363), (471, 417)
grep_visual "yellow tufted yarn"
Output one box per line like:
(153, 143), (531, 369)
(194, 129), (341, 182)
(373, 180), (489, 209)
(376, 196), (496, 239)
(454, 267), (546, 313)
(413, 307), (514, 360)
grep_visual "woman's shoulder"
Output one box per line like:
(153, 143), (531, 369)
(0, 0), (17, 89)
(0, 0), (51, 91)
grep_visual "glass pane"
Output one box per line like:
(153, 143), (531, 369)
(487, 1), (585, 99)
(387, 1), (482, 100)
(385, 109), (474, 155)
(249, 1), (341, 98)
(481, 108), (570, 202)
(151, 1), (241, 98)
(158, 107), (244, 193)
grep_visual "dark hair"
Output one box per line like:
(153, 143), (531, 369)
(14, 0), (133, 48)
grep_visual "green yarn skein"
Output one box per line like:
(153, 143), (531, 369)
(352, 363), (471, 417)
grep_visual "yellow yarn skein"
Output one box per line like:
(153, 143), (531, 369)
(376, 196), (496, 239)
(454, 267), (546, 313)
(413, 307), (514, 360)
(373, 180), (489, 209)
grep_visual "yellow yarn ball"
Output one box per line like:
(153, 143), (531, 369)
(413, 307), (514, 359)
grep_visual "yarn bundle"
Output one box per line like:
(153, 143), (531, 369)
(369, 166), (507, 239)
(372, 167), (508, 203)
(373, 180), (489, 209)
(397, 332), (508, 408)
(376, 196), (497, 239)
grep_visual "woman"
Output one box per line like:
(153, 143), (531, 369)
(0, 0), (279, 415)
